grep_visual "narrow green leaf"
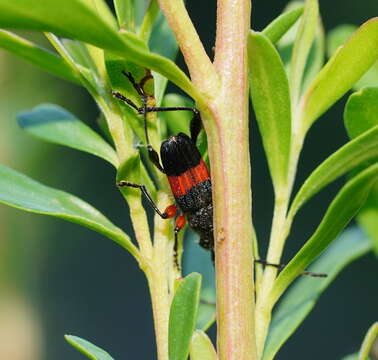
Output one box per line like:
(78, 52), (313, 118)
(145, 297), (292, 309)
(262, 6), (303, 45)
(0, 0), (117, 37)
(0, 0), (198, 100)
(114, 0), (134, 31)
(358, 184), (378, 256)
(290, 0), (319, 106)
(62, 39), (98, 72)
(150, 11), (179, 105)
(289, 126), (378, 219)
(184, 230), (215, 331)
(302, 19), (325, 91)
(344, 88), (378, 255)
(327, 24), (357, 56)
(85, 0), (118, 30)
(138, 0), (159, 41)
(189, 330), (218, 360)
(271, 164), (378, 306)
(344, 87), (378, 139)
(116, 153), (152, 200)
(134, 0), (149, 27)
(104, 51), (146, 141)
(17, 104), (119, 168)
(65, 335), (114, 360)
(327, 25), (378, 90)
(301, 18), (378, 131)
(358, 322), (378, 360)
(263, 227), (372, 360)
(44, 33), (98, 93)
(169, 273), (202, 360)
(0, 164), (138, 258)
(248, 32), (291, 191)
(0, 30), (79, 84)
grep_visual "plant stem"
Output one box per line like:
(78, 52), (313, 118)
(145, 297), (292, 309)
(211, 0), (255, 359)
(146, 192), (175, 360)
(157, 1), (255, 358)
(255, 112), (306, 355)
(156, 0), (218, 94)
(255, 195), (289, 357)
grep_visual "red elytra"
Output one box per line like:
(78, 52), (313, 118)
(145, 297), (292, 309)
(167, 160), (210, 197)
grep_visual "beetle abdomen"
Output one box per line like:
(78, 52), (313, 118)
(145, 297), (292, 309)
(187, 202), (214, 250)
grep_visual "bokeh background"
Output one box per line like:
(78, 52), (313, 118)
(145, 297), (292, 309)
(0, 0), (377, 359)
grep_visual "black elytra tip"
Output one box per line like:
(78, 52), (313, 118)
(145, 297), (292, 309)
(160, 133), (201, 176)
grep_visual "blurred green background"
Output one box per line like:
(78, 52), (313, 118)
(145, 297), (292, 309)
(0, 1), (377, 359)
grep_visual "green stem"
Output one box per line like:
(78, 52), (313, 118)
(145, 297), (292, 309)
(255, 195), (290, 357)
(146, 192), (176, 360)
(255, 110), (307, 355)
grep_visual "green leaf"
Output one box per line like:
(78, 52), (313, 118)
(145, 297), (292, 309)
(61, 39), (98, 72)
(138, 0), (159, 42)
(0, 0), (197, 100)
(358, 184), (378, 256)
(0, 30), (79, 84)
(44, 33), (96, 90)
(344, 88), (378, 255)
(184, 230), (215, 331)
(341, 322), (378, 360)
(114, 0), (134, 31)
(104, 52), (146, 141)
(189, 330), (217, 360)
(327, 25), (378, 90)
(248, 32), (291, 192)
(116, 153), (156, 201)
(169, 273), (202, 360)
(150, 11), (179, 105)
(344, 87), (378, 139)
(261, 6), (303, 44)
(65, 335), (114, 360)
(0, 0), (117, 38)
(301, 18), (378, 132)
(134, 0), (149, 27)
(327, 24), (357, 56)
(271, 164), (378, 306)
(17, 104), (119, 168)
(289, 0), (319, 106)
(0, 164), (138, 258)
(358, 322), (378, 360)
(301, 19), (325, 91)
(263, 227), (372, 360)
(289, 126), (378, 219)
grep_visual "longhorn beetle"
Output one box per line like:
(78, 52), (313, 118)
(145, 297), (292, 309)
(113, 71), (326, 278)
(113, 71), (213, 265)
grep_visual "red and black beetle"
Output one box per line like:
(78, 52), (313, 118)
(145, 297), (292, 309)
(113, 72), (214, 263)
(112, 72), (327, 277)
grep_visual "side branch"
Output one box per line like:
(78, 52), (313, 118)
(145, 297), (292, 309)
(156, 0), (219, 93)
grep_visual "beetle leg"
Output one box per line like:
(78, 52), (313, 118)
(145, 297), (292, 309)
(173, 215), (186, 270)
(117, 181), (176, 219)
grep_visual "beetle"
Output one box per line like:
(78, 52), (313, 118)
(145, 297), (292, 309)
(113, 71), (214, 264)
(112, 71), (327, 277)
